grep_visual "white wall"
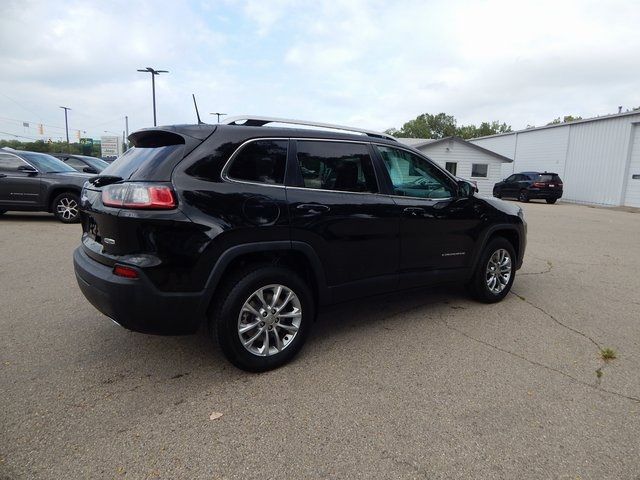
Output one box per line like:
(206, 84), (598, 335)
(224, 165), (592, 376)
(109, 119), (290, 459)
(418, 139), (508, 196)
(623, 125), (640, 207)
(471, 113), (640, 206)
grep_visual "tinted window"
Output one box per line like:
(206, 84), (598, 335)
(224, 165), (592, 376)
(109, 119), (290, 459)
(19, 152), (75, 173)
(505, 174), (516, 182)
(102, 145), (185, 181)
(64, 157), (87, 171)
(296, 141), (378, 193)
(226, 140), (287, 184)
(471, 163), (488, 178)
(376, 145), (455, 199)
(538, 174), (561, 182)
(77, 156), (109, 171)
(0, 153), (25, 172)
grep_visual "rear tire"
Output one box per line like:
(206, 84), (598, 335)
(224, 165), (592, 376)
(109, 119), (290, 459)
(52, 192), (80, 223)
(468, 238), (516, 303)
(546, 198), (557, 204)
(518, 190), (529, 202)
(210, 264), (314, 372)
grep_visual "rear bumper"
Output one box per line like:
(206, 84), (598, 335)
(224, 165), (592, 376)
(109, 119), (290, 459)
(73, 247), (202, 335)
(527, 189), (562, 199)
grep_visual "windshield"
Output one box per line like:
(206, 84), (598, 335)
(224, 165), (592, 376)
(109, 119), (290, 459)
(101, 145), (185, 181)
(77, 156), (109, 170)
(20, 152), (76, 173)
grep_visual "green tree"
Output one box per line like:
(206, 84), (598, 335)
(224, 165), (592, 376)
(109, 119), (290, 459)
(387, 113), (512, 139)
(390, 113), (457, 139)
(546, 115), (582, 126)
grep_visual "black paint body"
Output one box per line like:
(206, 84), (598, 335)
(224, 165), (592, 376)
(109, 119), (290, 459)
(73, 124), (527, 335)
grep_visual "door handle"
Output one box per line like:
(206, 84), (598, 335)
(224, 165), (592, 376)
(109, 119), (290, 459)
(296, 203), (330, 215)
(403, 207), (425, 216)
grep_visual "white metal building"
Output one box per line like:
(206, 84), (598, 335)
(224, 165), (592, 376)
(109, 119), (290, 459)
(470, 111), (640, 207)
(399, 137), (513, 196)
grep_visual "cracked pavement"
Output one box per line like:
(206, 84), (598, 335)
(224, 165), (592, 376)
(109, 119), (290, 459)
(1, 202), (639, 479)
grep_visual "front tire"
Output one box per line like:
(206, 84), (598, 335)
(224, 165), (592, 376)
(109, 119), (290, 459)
(52, 192), (80, 223)
(210, 265), (314, 372)
(493, 190), (502, 199)
(546, 198), (557, 204)
(468, 238), (516, 303)
(518, 189), (529, 202)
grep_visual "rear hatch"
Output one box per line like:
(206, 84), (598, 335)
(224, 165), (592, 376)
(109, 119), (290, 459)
(532, 173), (563, 192)
(80, 126), (215, 270)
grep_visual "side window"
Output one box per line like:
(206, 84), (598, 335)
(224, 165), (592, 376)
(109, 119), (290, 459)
(375, 145), (455, 199)
(505, 174), (516, 182)
(296, 141), (378, 193)
(0, 153), (24, 172)
(471, 163), (488, 178)
(226, 140), (287, 184)
(64, 157), (87, 171)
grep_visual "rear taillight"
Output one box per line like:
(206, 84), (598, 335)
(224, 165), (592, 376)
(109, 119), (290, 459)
(102, 183), (177, 209)
(532, 182), (546, 187)
(113, 265), (139, 279)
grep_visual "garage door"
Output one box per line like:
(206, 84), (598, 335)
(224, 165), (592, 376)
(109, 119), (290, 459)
(624, 125), (640, 208)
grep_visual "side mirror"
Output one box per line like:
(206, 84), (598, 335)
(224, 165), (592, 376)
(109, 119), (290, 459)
(18, 165), (37, 173)
(83, 166), (98, 174)
(457, 180), (475, 198)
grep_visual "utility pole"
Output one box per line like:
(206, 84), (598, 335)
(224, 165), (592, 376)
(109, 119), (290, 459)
(59, 106), (71, 150)
(137, 67), (168, 126)
(210, 112), (226, 123)
(125, 115), (129, 150)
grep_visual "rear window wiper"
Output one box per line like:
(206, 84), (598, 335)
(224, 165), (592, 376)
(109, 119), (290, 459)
(89, 175), (123, 187)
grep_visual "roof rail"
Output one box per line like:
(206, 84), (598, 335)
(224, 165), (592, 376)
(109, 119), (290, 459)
(221, 115), (397, 142)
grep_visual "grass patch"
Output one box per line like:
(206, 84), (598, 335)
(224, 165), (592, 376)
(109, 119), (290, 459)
(595, 368), (603, 379)
(600, 348), (617, 361)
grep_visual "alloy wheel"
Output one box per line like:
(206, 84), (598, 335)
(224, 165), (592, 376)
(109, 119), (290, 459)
(56, 197), (78, 221)
(485, 248), (512, 294)
(237, 284), (302, 357)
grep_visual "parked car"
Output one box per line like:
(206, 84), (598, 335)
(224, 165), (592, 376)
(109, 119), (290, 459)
(73, 117), (527, 371)
(51, 153), (109, 174)
(493, 171), (563, 203)
(0, 148), (90, 223)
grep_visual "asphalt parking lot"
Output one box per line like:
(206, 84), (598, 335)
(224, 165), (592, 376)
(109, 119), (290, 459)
(1, 201), (639, 479)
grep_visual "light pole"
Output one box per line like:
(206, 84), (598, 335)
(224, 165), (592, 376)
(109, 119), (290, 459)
(137, 67), (168, 126)
(59, 106), (71, 149)
(210, 112), (226, 123)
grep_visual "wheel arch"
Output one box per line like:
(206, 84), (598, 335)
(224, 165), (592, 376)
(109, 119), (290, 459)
(47, 186), (81, 212)
(199, 241), (329, 317)
(472, 224), (523, 272)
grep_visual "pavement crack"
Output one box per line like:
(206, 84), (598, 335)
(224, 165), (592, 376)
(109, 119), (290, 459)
(510, 290), (602, 350)
(442, 320), (640, 404)
(519, 259), (553, 276)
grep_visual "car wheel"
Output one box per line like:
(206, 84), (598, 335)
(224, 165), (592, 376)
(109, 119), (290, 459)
(546, 198), (557, 204)
(493, 190), (502, 199)
(211, 265), (314, 372)
(518, 190), (529, 202)
(52, 192), (81, 223)
(0, 210), (6, 215)
(468, 237), (516, 303)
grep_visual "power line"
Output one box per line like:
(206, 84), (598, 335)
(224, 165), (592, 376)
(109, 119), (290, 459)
(0, 130), (64, 141)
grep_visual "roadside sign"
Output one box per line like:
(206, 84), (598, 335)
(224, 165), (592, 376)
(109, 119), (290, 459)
(100, 135), (122, 158)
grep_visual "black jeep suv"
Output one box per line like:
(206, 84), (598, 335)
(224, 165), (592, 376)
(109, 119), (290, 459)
(73, 117), (527, 371)
(0, 148), (91, 223)
(493, 171), (563, 204)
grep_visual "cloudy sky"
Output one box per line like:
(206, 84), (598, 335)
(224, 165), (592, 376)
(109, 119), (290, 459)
(1, 0), (639, 142)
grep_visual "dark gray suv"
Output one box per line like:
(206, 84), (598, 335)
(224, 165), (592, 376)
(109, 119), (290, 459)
(0, 148), (90, 223)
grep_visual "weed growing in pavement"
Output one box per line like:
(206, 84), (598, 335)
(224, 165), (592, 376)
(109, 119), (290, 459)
(600, 348), (617, 361)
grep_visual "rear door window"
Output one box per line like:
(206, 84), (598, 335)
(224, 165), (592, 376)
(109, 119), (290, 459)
(226, 140), (287, 184)
(295, 141), (378, 193)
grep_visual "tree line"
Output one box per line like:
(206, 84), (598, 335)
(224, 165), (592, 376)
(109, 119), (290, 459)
(385, 113), (512, 139)
(0, 139), (104, 157)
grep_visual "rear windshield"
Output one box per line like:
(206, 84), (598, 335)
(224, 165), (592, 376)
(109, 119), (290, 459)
(101, 145), (185, 181)
(537, 174), (561, 182)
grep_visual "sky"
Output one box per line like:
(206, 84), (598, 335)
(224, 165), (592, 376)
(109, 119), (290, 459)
(1, 0), (639, 142)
